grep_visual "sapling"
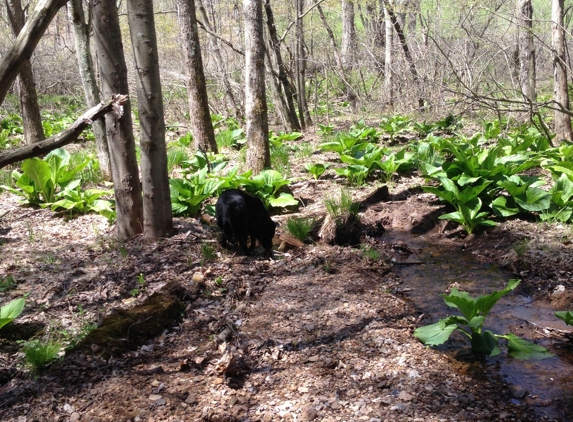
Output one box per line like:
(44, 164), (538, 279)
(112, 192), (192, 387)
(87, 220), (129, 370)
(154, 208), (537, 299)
(414, 279), (553, 359)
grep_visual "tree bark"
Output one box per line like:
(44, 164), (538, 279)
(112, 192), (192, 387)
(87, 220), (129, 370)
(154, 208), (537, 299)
(517, 0), (536, 103)
(68, 0), (112, 180)
(196, 0), (243, 122)
(244, 0), (270, 174)
(176, 0), (218, 154)
(6, 0), (45, 145)
(92, 0), (143, 240)
(383, 2), (393, 108)
(383, 0), (423, 109)
(264, 0), (300, 131)
(0, 95), (127, 169)
(552, 0), (573, 144)
(341, 0), (357, 69)
(0, 0), (68, 106)
(295, 0), (312, 128)
(127, 0), (173, 239)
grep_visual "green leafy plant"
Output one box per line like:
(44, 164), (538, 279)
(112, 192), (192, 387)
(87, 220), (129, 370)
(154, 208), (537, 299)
(0, 297), (25, 330)
(286, 217), (313, 242)
(304, 163), (329, 180)
(414, 279), (553, 359)
(242, 169), (298, 208)
(22, 339), (61, 373)
(47, 181), (116, 222)
(423, 178), (496, 234)
(555, 311), (573, 326)
(1, 148), (90, 205)
(201, 243), (216, 261)
(170, 167), (224, 216)
(379, 115), (411, 143)
(361, 244), (380, 260)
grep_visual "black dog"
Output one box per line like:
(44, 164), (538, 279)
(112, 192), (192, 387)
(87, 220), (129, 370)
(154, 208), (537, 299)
(215, 189), (276, 256)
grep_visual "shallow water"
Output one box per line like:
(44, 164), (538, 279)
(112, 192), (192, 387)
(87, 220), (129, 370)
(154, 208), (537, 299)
(385, 230), (573, 421)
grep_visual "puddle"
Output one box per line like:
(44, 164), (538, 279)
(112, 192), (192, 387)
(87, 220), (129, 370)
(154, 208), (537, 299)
(384, 230), (573, 421)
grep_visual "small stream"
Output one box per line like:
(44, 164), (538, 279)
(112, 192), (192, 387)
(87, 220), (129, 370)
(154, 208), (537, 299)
(384, 230), (573, 421)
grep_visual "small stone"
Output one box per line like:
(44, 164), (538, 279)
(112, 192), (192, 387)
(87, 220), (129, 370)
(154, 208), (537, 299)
(298, 386), (309, 393)
(70, 413), (80, 422)
(397, 391), (414, 401)
(508, 385), (527, 399)
(301, 404), (317, 421)
(151, 380), (160, 387)
(192, 272), (204, 283)
(185, 394), (197, 404)
(149, 394), (162, 401)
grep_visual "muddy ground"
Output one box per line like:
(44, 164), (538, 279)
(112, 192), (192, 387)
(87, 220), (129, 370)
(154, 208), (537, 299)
(0, 138), (572, 422)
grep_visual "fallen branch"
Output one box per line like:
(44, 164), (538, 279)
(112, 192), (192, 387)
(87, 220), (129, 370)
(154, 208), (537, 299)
(0, 94), (128, 169)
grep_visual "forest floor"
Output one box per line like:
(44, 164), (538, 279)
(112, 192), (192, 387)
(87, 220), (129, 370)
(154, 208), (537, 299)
(0, 132), (572, 422)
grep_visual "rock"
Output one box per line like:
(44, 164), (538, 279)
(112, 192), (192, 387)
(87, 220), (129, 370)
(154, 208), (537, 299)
(508, 384), (527, 399)
(298, 386), (309, 393)
(301, 404), (317, 421)
(70, 413), (80, 422)
(185, 394), (197, 404)
(149, 394), (162, 401)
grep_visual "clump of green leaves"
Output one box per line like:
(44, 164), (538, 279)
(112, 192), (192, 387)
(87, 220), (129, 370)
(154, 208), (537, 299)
(555, 311), (573, 326)
(304, 163), (329, 180)
(286, 217), (313, 242)
(22, 339), (61, 374)
(0, 297), (25, 330)
(414, 279), (553, 359)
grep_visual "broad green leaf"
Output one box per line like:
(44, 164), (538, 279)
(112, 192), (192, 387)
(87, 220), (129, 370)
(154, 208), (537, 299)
(414, 320), (458, 346)
(0, 298), (25, 330)
(514, 187), (551, 212)
(555, 311), (573, 326)
(443, 289), (477, 320)
(491, 196), (520, 217)
(475, 279), (520, 316)
(471, 331), (500, 355)
(503, 333), (554, 360)
(468, 316), (485, 329)
(268, 192), (299, 208)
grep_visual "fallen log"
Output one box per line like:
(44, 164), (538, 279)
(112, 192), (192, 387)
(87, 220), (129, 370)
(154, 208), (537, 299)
(0, 94), (128, 169)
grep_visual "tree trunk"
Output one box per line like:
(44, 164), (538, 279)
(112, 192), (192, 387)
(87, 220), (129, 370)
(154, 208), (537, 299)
(0, 95), (127, 169)
(341, 0), (357, 69)
(517, 0), (536, 103)
(264, 0), (301, 132)
(6, 0), (45, 145)
(295, 0), (312, 129)
(243, 0), (270, 174)
(383, 0), (424, 109)
(176, 0), (218, 154)
(552, 0), (573, 144)
(196, 0), (243, 122)
(383, 2), (393, 108)
(68, 0), (112, 180)
(0, 0), (68, 106)
(92, 0), (143, 240)
(127, 0), (173, 239)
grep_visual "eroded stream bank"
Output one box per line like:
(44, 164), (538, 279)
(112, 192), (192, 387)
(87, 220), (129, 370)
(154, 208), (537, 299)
(384, 229), (573, 421)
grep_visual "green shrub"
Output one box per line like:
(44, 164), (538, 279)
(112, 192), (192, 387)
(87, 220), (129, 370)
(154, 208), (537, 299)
(286, 217), (313, 242)
(23, 339), (61, 373)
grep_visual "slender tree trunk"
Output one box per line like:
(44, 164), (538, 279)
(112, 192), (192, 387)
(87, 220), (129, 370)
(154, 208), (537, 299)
(341, 0), (357, 69)
(92, 0), (143, 240)
(68, 0), (112, 180)
(0, 0), (68, 107)
(177, 0), (218, 153)
(295, 0), (312, 128)
(317, 4), (342, 69)
(517, 0), (536, 103)
(127, 0), (173, 239)
(196, 0), (243, 122)
(244, 0), (270, 174)
(384, 2), (393, 108)
(6, 0), (45, 145)
(552, 0), (573, 144)
(264, 0), (300, 131)
(383, 0), (423, 109)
